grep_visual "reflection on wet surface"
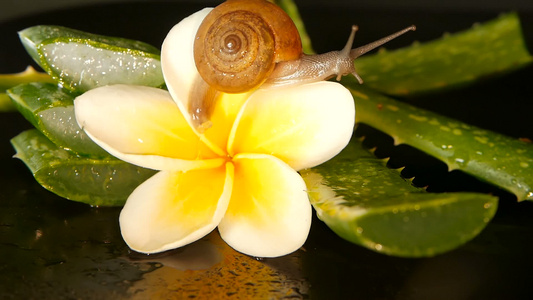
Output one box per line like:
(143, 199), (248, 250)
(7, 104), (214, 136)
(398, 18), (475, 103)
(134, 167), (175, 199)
(128, 239), (224, 271)
(127, 233), (308, 299)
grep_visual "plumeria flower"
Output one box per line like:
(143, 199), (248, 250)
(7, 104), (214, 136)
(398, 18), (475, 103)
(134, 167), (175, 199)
(74, 8), (355, 257)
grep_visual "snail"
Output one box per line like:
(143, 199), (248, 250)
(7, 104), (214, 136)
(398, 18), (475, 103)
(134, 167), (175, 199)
(190, 0), (415, 129)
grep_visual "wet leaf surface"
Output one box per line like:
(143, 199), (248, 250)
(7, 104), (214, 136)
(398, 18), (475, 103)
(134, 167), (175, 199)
(19, 25), (164, 92)
(354, 13), (532, 95)
(8, 82), (109, 157)
(350, 82), (533, 201)
(304, 137), (498, 257)
(11, 129), (155, 206)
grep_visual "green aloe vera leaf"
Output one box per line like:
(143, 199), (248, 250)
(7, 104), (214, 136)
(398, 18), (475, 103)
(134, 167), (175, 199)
(11, 129), (156, 207)
(274, 0), (315, 54)
(0, 66), (54, 91)
(8, 82), (109, 157)
(302, 138), (498, 257)
(0, 66), (54, 112)
(346, 80), (533, 201)
(354, 12), (532, 96)
(18, 25), (164, 92)
(0, 94), (14, 112)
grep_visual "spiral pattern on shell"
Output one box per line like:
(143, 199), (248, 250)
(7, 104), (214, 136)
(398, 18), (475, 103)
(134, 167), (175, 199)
(193, 0), (302, 94)
(194, 9), (276, 93)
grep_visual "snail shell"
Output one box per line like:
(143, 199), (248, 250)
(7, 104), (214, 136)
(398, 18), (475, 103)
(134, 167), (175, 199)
(193, 0), (302, 93)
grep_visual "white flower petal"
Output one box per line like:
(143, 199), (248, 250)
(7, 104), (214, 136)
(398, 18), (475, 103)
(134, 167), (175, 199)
(218, 154), (312, 257)
(74, 84), (222, 171)
(84, 129), (224, 171)
(228, 81), (355, 170)
(161, 7), (212, 126)
(120, 164), (233, 254)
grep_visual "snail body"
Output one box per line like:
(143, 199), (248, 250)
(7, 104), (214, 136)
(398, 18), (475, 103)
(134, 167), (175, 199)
(190, 0), (415, 129)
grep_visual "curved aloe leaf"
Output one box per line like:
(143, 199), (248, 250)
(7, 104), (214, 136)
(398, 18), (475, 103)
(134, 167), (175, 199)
(0, 66), (54, 91)
(0, 66), (54, 112)
(11, 129), (156, 206)
(347, 81), (533, 201)
(19, 25), (164, 92)
(8, 82), (109, 157)
(0, 94), (14, 112)
(354, 12), (532, 95)
(302, 138), (498, 257)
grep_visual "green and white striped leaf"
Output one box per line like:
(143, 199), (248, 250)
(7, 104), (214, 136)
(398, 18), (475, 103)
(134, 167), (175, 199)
(303, 138), (498, 257)
(11, 129), (156, 206)
(19, 25), (164, 92)
(348, 82), (533, 201)
(354, 13), (532, 95)
(8, 82), (109, 157)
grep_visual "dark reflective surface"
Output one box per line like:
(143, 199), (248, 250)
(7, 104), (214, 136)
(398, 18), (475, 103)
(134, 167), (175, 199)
(1, 2), (533, 299)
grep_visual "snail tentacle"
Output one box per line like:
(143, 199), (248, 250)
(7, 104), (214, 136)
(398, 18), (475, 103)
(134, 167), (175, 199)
(266, 25), (416, 88)
(337, 25), (362, 83)
(350, 25), (416, 60)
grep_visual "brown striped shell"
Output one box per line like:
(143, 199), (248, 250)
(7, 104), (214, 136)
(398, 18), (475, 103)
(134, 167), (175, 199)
(193, 0), (302, 93)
